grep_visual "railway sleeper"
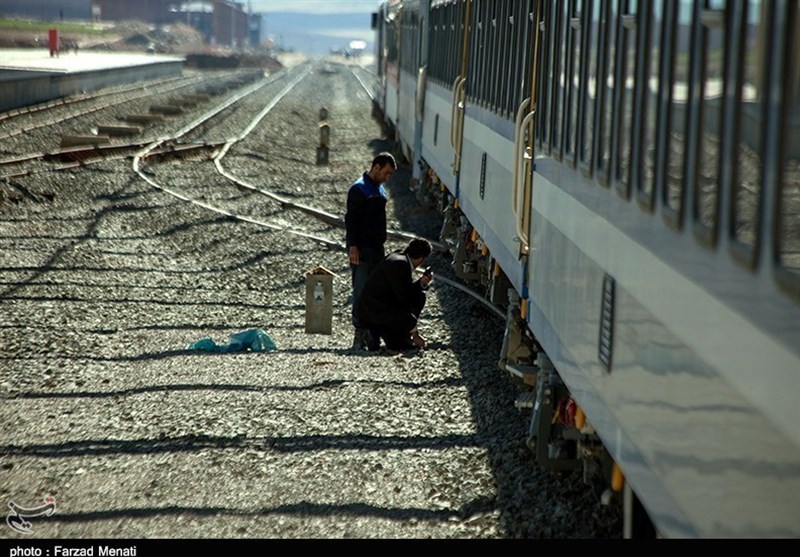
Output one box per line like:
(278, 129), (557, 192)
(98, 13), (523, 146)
(124, 114), (164, 125)
(149, 104), (184, 116)
(97, 124), (142, 137)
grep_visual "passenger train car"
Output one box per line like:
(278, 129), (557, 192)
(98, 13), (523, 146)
(372, 0), (800, 538)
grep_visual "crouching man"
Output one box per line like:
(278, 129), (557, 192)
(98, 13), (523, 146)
(355, 238), (433, 351)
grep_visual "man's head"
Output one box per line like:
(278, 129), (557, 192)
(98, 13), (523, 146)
(368, 152), (396, 184)
(404, 238), (433, 268)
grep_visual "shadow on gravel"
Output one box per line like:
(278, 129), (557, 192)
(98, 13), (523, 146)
(0, 344), (436, 366)
(0, 255), (296, 278)
(0, 432), (482, 457)
(11, 376), (466, 400)
(45, 501), (475, 524)
(0, 190), (265, 300)
(377, 153), (621, 537)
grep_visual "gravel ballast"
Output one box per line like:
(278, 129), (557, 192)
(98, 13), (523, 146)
(0, 62), (621, 539)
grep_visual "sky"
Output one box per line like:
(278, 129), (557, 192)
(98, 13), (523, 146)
(255, 1), (381, 55)
(249, 0), (382, 14)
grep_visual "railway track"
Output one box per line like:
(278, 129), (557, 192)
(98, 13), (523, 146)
(0, 70), (264, 178)
(0, 58), (621, 538)
(127, 61), (505, 319)
(1, 60), (506, 319)
(0, 74), (211, 143)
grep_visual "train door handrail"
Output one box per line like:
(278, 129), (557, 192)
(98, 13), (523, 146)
(514, 109), (537, 248)
(450, 75), (466, 148)
(512, 97), (532, 215)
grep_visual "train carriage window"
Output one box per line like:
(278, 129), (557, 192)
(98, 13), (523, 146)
(498, 0), (509, 113)
(777, 4), (800, 285)
(441, 5), (453, 85)
(507, 0), (520, 117)
(613, 0), (639, 197)
(475, 0), (489, 107)
(444, 6), (451, 84)
(485, 0), (494, 107)
(694, 0), (727, 245)
(436, 7), (448, 84)
(638, 1), (665, 209)
(551, 0), (569, 159)
(452, 3), (462, 85)
(445, 6), (454, 83)
(498, 0), (513, 116)
(731, 0), (766, 256)
(580, 0), (601, 175)
(467, 0), (480, 102)
(401, 10), (407, 72)
(470, 0), (489, 105)
(663, 0), (694, 226)
(386, 16), (398, 66)
(510, 0), (519, 113)
(469, 0), (480, 106)
(429, 10), (438, 82)
(428, 5), (446, 86)
(489, 0), (500, 111)
(521, 0), (536, 112)
(536, 0), (552, 149)
(493, 1), (505, 112)
(597, 0), (619, 186)
(400, 10), (420, 74)
(505, 0), (521, 116)
(565, 0), (584, 167)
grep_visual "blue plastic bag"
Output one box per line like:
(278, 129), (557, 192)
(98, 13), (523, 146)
(186, 328), (277, 353)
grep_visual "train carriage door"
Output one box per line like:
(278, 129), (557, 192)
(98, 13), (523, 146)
(413, 4), (429, 188)
(512, 0), (544, 256)
(450, 0), (473, 178)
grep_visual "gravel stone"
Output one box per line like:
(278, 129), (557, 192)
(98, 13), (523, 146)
(0, 62), (621, 539)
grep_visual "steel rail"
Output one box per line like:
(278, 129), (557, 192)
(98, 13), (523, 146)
(0, 73), (217, 141)
(133, 65), (343, 250)
(134, 63), (504, 319)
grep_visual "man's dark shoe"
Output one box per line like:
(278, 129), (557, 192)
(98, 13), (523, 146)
(353, 328), (383, 352)
(352, 328), (370, 350)
(366, 329), (380, 351)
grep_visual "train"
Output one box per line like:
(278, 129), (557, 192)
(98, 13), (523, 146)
(369, 0), (800, 538)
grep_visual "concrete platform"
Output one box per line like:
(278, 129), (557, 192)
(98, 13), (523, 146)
(0, 49), (184, 113)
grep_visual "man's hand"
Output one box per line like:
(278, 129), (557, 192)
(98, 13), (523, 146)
(349, 246), (361, 265)
(411, 330), (426, 348)
(420, 273), (432, 289)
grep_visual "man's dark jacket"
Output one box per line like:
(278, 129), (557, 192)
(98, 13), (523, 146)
(355, 251), (426, 329)
(345, 173), (387, 251)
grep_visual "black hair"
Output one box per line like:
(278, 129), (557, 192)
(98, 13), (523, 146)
(404, 238), (432, 260)
(371, 152), (397, 170)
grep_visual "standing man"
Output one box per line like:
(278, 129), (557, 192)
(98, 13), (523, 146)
(355, 238), (433, 352)
(345, 152), (396, 349)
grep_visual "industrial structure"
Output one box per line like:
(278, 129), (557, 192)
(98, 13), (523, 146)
(90, 0), (251, 47)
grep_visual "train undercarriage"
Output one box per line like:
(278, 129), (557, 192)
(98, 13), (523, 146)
(413, 162), (656, 538)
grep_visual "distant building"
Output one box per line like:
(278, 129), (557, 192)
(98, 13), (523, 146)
(249, 12), (261, 49)
(90, 0), (174, 25)
(89, 0), (248, 47)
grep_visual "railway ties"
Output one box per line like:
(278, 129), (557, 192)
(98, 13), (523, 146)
(0, 70), (268, 182)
